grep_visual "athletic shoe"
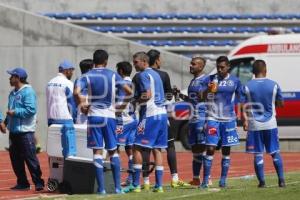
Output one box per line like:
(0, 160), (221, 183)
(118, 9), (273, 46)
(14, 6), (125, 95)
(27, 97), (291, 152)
(35, 183), (44, 191)
(189, 178), (200, 186)
(279, 179), (286, 188)
(258, 181), (266, 188)
(219, 179), (226, 188)
(121, 178), (133, 187)
(97, 190), (106, 195)
(115, 188), (125, 194)
(10, 184), (30, 191)
(171, 180), (191, 188)
(153, 186), (164, 193)
(199, 182), (209, 189)
(123, 185), (141, 193)
(141, 183), (150, 191)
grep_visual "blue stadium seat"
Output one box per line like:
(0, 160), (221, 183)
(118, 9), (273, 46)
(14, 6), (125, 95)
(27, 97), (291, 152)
(175, 14), (194, 20)
(101, 13), (117, 19)
(55, 12), (72, 19)
(220, 14), (238, 20)
(291, 27), (300, 33)
(70, 13), (96, 20)
(116, 13), (135, 19)
(44, 13), (57, 18)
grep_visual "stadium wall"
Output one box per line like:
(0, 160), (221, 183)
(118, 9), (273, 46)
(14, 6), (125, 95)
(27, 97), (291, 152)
(0, 0), (298, 14)
(0, 3), (193, 149)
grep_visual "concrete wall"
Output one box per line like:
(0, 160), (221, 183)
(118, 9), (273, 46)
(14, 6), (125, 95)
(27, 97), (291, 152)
(0, 4), (195, 149)
(0, 0), (298, 14)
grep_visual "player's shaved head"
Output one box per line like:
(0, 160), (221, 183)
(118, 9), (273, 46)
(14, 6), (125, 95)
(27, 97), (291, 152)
(252, 60), (266, 75)
(192, 55), (206, 65)
(133, 52), (149, 64)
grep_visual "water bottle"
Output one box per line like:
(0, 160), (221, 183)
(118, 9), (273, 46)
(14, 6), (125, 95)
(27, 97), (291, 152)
(209, 75), (218, 93)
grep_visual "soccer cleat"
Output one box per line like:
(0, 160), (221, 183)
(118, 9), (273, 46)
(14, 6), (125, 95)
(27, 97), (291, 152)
(199, 182), (209, 189)
(35, 183), (44, 191)
(189, 178), (200, 186)
(171, 180), (191, 188)
(10, 184), (31, 191)
(258, 181), (266, 188)
(97, 190), (106, 195)
(115, 188), (125, 194)
(219, 180), (226, 188)
(141, 183), (150, 191)
(153, 186), (164, 193)
(208, 176), (213, 186)
(121, 178), (133, 187)
(278, 179), (286, 188)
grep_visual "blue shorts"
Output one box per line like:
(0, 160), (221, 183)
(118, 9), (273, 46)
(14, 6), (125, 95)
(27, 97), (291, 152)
(116, 120), (137, 146)
(87, 116), (117, 150)
(188, 120), (206, 146)
(134, 114), (168, 149)
(205, 120), (239, 147)
(246, 128), (280, 154)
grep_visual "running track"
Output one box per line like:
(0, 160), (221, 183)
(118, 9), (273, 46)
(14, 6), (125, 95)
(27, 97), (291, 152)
(1, 151), (300, 200)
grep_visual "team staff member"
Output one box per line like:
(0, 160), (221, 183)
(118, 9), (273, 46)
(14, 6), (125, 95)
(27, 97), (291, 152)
(242, 60), (285, 188)
(4, 67), (44, 191)
(79, 50), (132, 194)
(46, 60), (76, 126)
(201, 56), (242, 188)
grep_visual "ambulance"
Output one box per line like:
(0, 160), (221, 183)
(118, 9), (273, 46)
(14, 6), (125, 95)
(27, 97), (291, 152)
(228, 34), (300, 125)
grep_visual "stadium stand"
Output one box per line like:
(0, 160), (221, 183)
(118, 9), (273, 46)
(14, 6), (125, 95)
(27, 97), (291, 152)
(43, 13), (299, 59)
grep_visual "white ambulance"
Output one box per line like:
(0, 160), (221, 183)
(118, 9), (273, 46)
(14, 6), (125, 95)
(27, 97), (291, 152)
(228, 34), (300, 125)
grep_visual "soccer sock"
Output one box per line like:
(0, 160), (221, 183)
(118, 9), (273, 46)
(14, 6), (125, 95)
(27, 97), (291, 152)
(110, 153), (121, 191)
(171, 173), (179, 182)
(271, 152), (284, 180)
(155, 166), (164, 188)
(142, 150), (150, 178)
(167, 140), (178, 175)
(220, 156), (231, 181)
(94, 154), (105, 193)
(254, 154), (265, 183)
(127, 155), (133, 183)
(192, 153), (204, 179)
(133, 164), (142, 187)
(203, 155), (214, 184)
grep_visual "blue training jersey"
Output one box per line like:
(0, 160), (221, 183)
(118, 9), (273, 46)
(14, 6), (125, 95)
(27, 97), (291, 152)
(203, 74), (242, 121)
(135, 68), (166, 118)
(81, 67), (125, 118)
(187, 74), (207, 123)
(242, 78), (283, 131)
(116, 76), (136, 125)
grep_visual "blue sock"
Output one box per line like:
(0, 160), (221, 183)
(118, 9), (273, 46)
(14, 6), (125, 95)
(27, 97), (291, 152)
(155, 166), (164, 188)
(254, 154), (265, 182)
(127, 156), (133, 183)
(133, 164), (142, 187)
(110, 154), (121, 191)
(192, 154), (204, 179)
(220, 156), (230, 182)
(203, 155), (213, 185)
(94, 155), (105, 193)
(271, 152), (284, 180)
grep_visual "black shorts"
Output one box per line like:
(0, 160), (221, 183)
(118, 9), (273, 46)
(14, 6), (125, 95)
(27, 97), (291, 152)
(167, 125), (175, 141)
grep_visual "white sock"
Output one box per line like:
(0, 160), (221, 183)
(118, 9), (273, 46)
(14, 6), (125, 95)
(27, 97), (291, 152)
(144, 177), (150, 185)
(172, 173), (179, 182)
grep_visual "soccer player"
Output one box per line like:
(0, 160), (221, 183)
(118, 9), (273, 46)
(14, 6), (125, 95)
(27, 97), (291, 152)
(73, 59), (94, 124)
(241, 60), (285, 188)
(79, 50), (132, 194)
(115, 61), (137, 186)
(201, 56), (242, 188)
(174, 56), (208, 186)
(140, 49), (189, 188)
(129, 52), (168, 193)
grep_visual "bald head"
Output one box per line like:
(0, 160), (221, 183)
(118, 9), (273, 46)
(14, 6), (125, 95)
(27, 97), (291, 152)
(252, 60), (267, 76)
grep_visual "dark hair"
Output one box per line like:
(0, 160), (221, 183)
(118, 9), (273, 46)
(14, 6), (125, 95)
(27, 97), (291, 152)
(216, 56), (230, 65)
(252, 59), (266, 75)
(20, 77), (28, 84)
(93, 49), (108, 65)
(147, 49), (160, 66)
(79, 59), (94, 74)
(116, 61), (132, 76)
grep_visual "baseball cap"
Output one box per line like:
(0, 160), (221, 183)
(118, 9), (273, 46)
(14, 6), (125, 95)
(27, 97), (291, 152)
(7, 67), (28, 79)
(58, 60), (74, 70)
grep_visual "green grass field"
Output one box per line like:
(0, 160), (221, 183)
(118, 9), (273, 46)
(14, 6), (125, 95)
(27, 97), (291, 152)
(41, 172), (300, 200)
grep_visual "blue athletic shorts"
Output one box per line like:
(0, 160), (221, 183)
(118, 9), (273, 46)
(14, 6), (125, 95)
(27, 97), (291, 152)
(205, 120), (239, 146)
(134, 114), (168, 149)
(116, 120), (137, 146)
(246, 128), (280, 154)
(87, 116), (117, 150)
(188, 120), (206, 146)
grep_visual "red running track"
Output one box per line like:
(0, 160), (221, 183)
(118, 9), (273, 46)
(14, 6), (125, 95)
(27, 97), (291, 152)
(1, 151), (300, 200)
